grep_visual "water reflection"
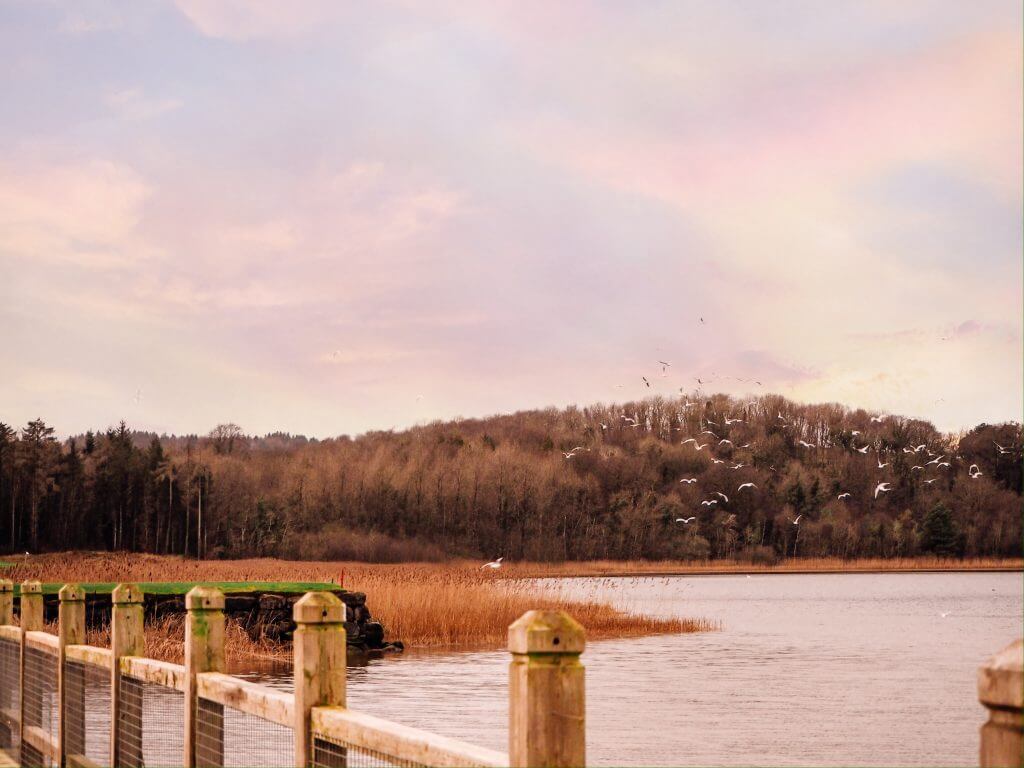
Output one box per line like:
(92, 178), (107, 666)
(239, 572), (1021, 767)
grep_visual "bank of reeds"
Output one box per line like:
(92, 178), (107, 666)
(17, 553), (719, 659)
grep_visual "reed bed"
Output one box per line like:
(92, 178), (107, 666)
(14, 552), (718, 658)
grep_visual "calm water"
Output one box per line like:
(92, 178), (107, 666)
(243, 571), (1022, 767)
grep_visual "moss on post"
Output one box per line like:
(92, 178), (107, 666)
(110, 583), (145, 768)
(59, 584), (87, 764)
(293, 592), (346, 768)
(185, 586), (226, 767)
(19, 580), (43, 631)
(508, 610), (586, 768)
(0, 581), (12, 626)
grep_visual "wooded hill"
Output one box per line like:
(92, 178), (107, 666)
(2, 394), (1020, 562)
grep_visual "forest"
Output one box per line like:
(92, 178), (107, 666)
(1, 394), (1020, 563)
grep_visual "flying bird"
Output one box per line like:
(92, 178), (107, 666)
(719, 439), (733, 446)
(855, 445), (870, 454)
(681, 438), (697, 445)
(481, 557), (504, 570)
(798, 440), (815, 449)
(837, 492), (851, 500)
(714, 491), (729, 502)
(926, 455), (945, 466)
(725, 417), (744, 425)
(701, 499), (718, 506)
(790, 515), (802, 525)
(642, 377), (651, 388)
(675, 517), (696, 524)
(701, 430), (719, 438)
(877, 458), (889, 469)
(711, 458), (725, 464)
(730, 463), (745, 470)
(851, 430), (861, 436)
(870, 416), (884, 423)
(968, 464), (983, 479)
(874, 482), (891, 498)
(911, 465), (924, 471)
(923, 478), (937, 485)
(737, 483), (757, 491)
(679, 478), (698, 484)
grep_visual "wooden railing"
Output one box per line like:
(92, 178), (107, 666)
(0, 580), (587, 768)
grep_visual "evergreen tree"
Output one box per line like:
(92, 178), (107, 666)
(921, 503), (958, 557)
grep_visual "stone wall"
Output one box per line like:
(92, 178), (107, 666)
(28, 589), (402, 653)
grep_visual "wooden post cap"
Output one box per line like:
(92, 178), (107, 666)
(21, 580), (42, 594)
(978, 638), (1023, 710)
(509, 610), (585, 655)
(111, 583), (144, 604)
(0, 580), (12, 593)
(186, 586), (225, 611)
(59, 584), (86, 602)
(293, 592), (344, 624)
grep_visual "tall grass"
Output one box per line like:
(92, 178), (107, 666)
(16, 553), (717, 656)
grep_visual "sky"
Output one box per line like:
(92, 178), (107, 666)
(1, 0), (1021, 439)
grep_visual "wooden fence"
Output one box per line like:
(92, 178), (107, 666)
(0, 580), (586, 768)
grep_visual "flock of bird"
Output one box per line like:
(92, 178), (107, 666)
(560, 353), (1004, 532)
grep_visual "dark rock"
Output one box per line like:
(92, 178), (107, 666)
(362, 621), (385, 647)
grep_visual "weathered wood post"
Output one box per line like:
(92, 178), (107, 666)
(0, 581), (12, 626)
(58, 584), (86, 765)
(185, 586), (226, 768)
(508, 610), (586, 768)
(110, 584), (144, 768)
(293, 592), (346, 768)
(19, 580), (43, 760)
(978, 638), (1023, 768)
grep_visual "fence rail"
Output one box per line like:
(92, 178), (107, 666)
(0, 580), (587, 768)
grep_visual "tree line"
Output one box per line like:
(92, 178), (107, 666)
(1, 394), (1020, 562)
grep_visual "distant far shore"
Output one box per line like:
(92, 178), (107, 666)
(490, 556), (1024, 579)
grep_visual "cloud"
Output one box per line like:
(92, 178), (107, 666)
(172, 0), (343, 41)
(104, 88), (183, 121)
(0, 156), (151, 267)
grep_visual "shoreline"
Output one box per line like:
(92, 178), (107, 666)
(531, 566), (1023, 578)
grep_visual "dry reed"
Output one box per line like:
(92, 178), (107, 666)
(17, 552), (721, 657)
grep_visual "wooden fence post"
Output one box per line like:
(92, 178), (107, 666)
(0, 580), (11, 752)
(185, 586), (225, 768)
(110, 583), (144, 768)
(19, 580), (42, 762)
(978, 638), (1023, 768)
(0, 581), (12, 626)
(293, 592), (346, 768)
(58, 584), (86, 766)
(508, 610), (586, 768)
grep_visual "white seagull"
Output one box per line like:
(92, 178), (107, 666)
(837, 492), (851, 500)
(923, 478), (938, 485)
(870, 415), (884, 423)
(790, 515), (802, 525)
(737, 482), (757, 491)
(855, 445), (870, 454)
(675, 517), (696, 524)
(714, 491), (729, 502)
(968, 464), (983, 479)
(798, 440), (815, 449)
(874, 482), (891, 498)
(679, 478), (698, 484)
(482, 557), (504, 569)
(877, 458), (889, 469)
(701, 499), (718, 506)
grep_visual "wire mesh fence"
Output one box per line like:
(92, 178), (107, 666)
(20, 741), (46, 768)
(24, 645), (59, 749)
(311, 732), (423, 768)
(64, 659), (111, 767)
(117, 673), (185, 768)
(196, 696), (293, 768)
(0, 636), (20, 755)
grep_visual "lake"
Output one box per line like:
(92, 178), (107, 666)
(242, 571), (1021, 766)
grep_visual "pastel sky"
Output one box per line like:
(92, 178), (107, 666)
(1, 1), (1021, 438)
